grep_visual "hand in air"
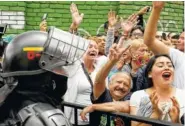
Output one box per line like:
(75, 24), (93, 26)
(120, 14), (138, 33)
(70, 3), (84, 28)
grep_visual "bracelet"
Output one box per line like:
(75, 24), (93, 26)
(123, 34), (128, 37)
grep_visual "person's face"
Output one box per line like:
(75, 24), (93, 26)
(155, 35), (162, 41)
(109, 73), (131, 100)
(176, 32), (184, 52)
(132, 44), (150, 66)
(136, 44), (148, 56)
(171, 39), (178, 46)
(155, 32), (162, 41)
(97, 37), (105, 55)
(149, 56), (174, 87)
(121, 50), (131, 64)
(84, 40), (98, 60)
(131, 29), (143, 40)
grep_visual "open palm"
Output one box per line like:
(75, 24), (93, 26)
(108, 10), (118, 27)
(39, 20), (47, 32)
(109, 43), (130, 62)
(121, 14), (138, 33)
(70, 3), (84, 26)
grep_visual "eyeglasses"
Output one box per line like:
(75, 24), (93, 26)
(131, 33), (143, 38)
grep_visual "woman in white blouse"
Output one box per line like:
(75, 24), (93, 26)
(130, 54), (184, 126)
(64, 40), (100, 126)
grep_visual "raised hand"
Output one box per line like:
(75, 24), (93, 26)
(108, 10), (119, 28)
(39, 20), (47, 32)
(120, 14), (138, 33)
(80, 105), (94, 121)
(152, 1), (165, 10)
(109, 43), (130, 62)
(116, 55), (125, 70)
(169, 97), (181, 123)
(70, 3), (84, 29)
(137, 6), (150, 15)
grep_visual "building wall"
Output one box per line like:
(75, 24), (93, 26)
(0, 1), (184, 35)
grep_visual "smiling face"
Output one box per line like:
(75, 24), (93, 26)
(84, 40), (99, 60)
(109, 72), (131, 101)
(149, 56), (174, 88)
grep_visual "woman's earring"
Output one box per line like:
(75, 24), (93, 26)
(148, 74), (152, 78)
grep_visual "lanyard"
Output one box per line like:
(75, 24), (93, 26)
(81, 63), (93, 88)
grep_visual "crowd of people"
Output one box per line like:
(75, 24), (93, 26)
(63, 1), (185, 126)
(0, 1), (184, 126)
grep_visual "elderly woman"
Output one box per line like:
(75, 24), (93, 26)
(88, 36), (108, 69)
(64, 39), (99, 126)
(109, 39), (150, 92)
(130, 54), (184, 126)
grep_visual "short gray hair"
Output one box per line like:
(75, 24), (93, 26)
(109, 72), (133, 90)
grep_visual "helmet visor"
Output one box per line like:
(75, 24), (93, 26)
(39, 27), (89, 77)
(45, 59), (82, 77)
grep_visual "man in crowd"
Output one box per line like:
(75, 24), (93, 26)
(81, 43), (132, 126)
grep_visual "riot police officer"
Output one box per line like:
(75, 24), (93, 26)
(0, 27), (89, 126)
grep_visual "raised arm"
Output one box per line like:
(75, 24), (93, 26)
(105, 10), (118, 55)
(93, 44), (129, 100)
(144, 2), (169, 55)
(136, 6), (150, 27)
(40, 20), (47, 32)
(69, 3), (84, 33)
(120, 14), (138, 39)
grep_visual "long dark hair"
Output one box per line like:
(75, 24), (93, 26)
(144, 54), (174, 88)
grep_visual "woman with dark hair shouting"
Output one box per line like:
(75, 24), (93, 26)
(130, 54), (184, 126)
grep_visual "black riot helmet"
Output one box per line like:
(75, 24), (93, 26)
(1, 27), (90, 78)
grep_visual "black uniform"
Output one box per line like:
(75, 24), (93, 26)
(0, 27), (89, 126)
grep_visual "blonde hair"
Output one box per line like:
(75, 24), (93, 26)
(88, 36), (98, 44)
(88, 36), (105, 45)
(129, 39), (145, 53)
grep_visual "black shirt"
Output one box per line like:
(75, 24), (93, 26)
(90, 88), (132, 126)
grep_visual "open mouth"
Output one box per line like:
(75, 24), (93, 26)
(89, 51), (97, 56)
(162, 72), (171, 79)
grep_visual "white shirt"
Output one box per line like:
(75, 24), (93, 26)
(130, 89), (185, 120)
(64, 64), (96, 125)
(169, 48), (185, 89)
